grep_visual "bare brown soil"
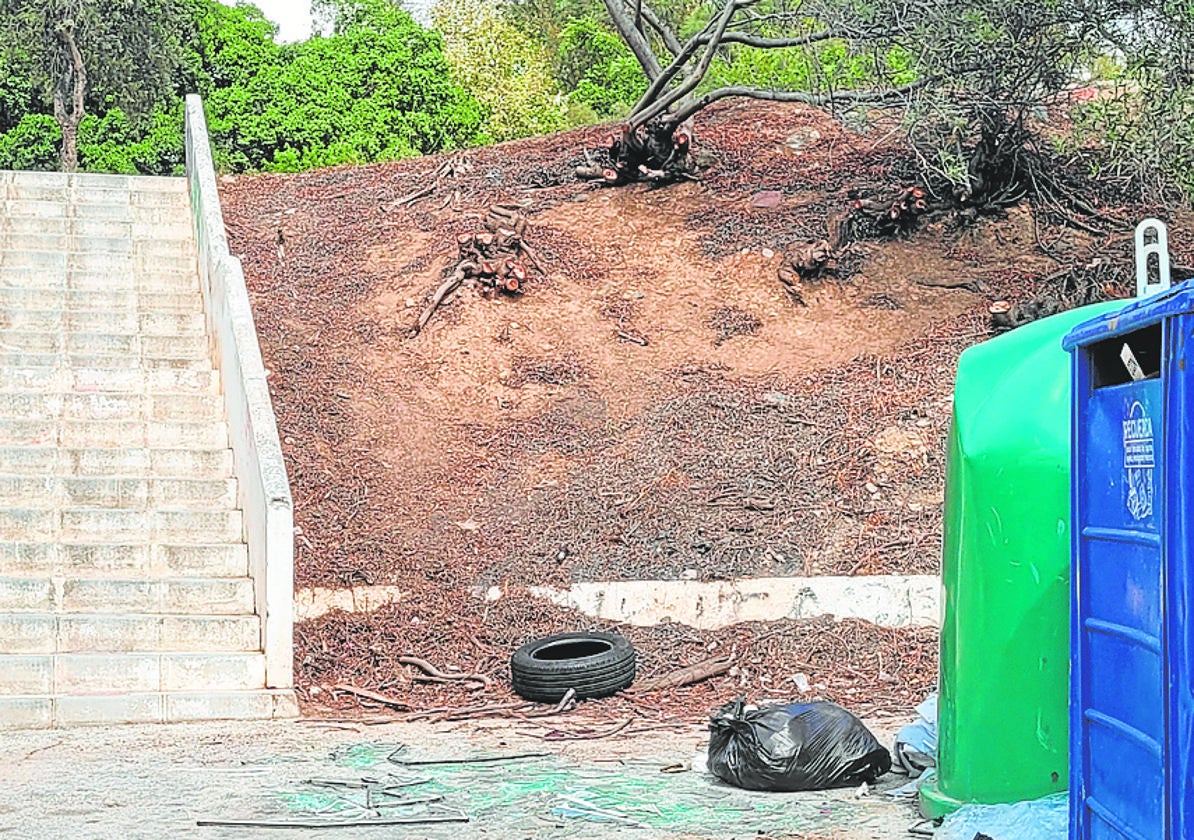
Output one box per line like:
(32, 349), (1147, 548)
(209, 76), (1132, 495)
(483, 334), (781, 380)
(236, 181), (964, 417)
(220, 100), (1117, 716)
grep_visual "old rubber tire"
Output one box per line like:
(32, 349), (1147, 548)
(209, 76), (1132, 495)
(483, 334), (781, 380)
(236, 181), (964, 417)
(510, 631), (636, 702)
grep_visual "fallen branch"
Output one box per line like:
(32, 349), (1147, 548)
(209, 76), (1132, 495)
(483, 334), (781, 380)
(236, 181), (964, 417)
(913, 276), (983, 292)
(517, 688), (578, 719)
(388, 185), (434, 209)
(390, 751), (550, 767)
(197, 815), (468, 829)
(332, 684), (411, 710)
(523, 717), (635, 741)
(397, 655), (492, 689)
(409, 265), (470, 338)
(630, 655), (734, 693)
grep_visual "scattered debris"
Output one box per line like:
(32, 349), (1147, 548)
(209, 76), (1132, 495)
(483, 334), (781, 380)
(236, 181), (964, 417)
(388, 746), (551, 766)
(576, 119), (697, 186)
(708, 306), (762, 345)
(778, 238), (834, 295)
(708, 699), (892, 792)
(510, 632), (636, 702)
(849, 185), (934, 238)
(410, 204), (542, 337)
(333, 684), (410, 711)
(632, 655), (734, 694)
(197, 815), (469, 829)
(398, 655), (491, 690)
(381, 154), (473, 213)
(197, 768), (468, 830)
(893, 693), (938, 778)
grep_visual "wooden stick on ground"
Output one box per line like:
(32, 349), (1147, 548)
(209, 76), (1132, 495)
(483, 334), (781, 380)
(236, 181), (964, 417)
(397, 655), (492, 688)
(409, 263), (474, 337)
(630, 655), (734, 694)
(332, 684), (411, 711)
(389, 185), (435, 209)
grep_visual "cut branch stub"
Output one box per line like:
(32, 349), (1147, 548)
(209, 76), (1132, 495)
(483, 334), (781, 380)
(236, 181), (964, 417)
(410, 206), (543, 337)
(577, 120), (697, 187)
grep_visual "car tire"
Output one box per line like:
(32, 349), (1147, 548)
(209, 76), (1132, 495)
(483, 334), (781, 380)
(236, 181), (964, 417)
(510, 631), (636, 702)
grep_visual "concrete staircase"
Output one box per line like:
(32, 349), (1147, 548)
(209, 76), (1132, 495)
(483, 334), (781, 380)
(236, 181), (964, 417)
(0, 170), (295, 727)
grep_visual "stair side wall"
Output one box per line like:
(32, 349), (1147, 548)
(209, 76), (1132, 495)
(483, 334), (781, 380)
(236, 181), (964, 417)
(184, 95), (294, 690)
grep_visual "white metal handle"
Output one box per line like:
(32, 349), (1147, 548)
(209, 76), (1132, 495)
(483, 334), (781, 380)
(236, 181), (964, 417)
(1136, 218), (1171, 299)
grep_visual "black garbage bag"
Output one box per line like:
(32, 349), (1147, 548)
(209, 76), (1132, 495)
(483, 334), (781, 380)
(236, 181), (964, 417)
(707, 699), (892, 792)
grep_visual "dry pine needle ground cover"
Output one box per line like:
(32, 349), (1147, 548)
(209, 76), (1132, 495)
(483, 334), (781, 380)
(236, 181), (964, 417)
(221, 101), (1133, 718)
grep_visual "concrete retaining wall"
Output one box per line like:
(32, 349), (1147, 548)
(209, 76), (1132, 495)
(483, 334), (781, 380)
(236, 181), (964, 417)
(184, 95), (294, 689)
(530, 575), (940, 630)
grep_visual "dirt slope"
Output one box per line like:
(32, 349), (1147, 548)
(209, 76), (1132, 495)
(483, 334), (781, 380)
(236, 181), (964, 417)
(220, 101), (1086, 714)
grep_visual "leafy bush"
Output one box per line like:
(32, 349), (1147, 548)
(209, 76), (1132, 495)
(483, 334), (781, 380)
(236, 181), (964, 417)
(557, 18), (645, 117)
(0, 113), (60, 170)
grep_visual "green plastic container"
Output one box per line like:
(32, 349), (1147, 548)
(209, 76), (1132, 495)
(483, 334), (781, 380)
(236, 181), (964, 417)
(920, 302), (1123, 818)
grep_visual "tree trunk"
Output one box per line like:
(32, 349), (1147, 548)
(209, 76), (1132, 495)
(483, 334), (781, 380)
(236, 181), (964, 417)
(52, 22), (86, 174)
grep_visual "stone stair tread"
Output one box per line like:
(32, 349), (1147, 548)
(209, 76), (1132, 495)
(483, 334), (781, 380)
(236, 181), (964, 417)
(0, 367), (219, 394)
(0, 310), (207, 334)
(0, 476), (239, 511)
(0, 651), (266, 697)
(0, 507), (244, 544)
(0, 688), (297, 728)
(0, 331), (210, 357)
(0, 576), (254, 614)
(0, 419), (229, 449)
(0, 446), (235, 478)
(0, 393), (224, 421)
(0, 611), (261, 654)
(1, 542), (248, 578)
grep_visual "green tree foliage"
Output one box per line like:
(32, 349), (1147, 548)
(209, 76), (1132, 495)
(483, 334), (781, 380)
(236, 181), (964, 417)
(205, 0), (483, 170)
(557, 17), (646, 117)
(0, 0), (195, 170)
(0, 113), (60, 170)
(0, 0), (484, 174)
(433, 0), (568, 142)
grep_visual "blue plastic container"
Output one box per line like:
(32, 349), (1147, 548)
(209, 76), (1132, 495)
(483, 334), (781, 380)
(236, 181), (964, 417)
(1064, 283), (1194, 840)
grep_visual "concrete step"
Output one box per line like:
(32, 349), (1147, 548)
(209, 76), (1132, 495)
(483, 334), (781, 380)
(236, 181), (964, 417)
(0, 353), (212, 372)
(0, 367), (218, 394)
(0, 270), (200, 294)
(0, 508), (243, 543)
(122, 255), (197, 276)
(0, 418), (226, 448)
(0, 331), (209, 358)
(3, 199), (69, 220)
(0, 393), (224, 422)
(0, 612), (259, 654)
(0, 308), (205, 334)
(0, 652), (265, 697)
(0, 446), (234, 478)
(0, 288), (202, 313)
(6, 177), (68, 203)
(0, 477), (237, 510)
(0, 688), (296, 728)
(0, 577), (253, 615)
(0, 249), (68, 272)
(5, 215), (67, 236)
(0, 542), (248, 579)
(57, 419), (227, 448)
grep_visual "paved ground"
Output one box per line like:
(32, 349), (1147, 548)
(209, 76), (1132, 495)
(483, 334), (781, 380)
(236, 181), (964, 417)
(0, 716), (928, 838)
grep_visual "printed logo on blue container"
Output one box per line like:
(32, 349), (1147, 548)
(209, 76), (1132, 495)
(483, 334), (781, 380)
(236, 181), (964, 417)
(1123, 400), (1155, 521)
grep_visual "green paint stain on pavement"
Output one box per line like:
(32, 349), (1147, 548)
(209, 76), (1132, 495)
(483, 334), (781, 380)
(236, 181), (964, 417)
(274, 742), (904, 836)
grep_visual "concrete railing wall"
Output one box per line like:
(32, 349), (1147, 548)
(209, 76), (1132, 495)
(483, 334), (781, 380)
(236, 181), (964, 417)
(184, 95), (294, 689)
